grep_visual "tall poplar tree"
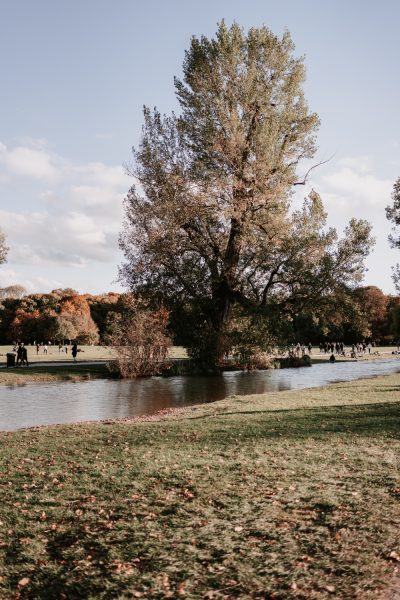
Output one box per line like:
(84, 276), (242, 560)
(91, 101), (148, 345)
(120, 23), (372, 367)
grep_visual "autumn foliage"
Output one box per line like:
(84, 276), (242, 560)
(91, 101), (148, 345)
(108, 297), (171, 377)
(120, 23), (373, 368)
(0, 289), (125, 344)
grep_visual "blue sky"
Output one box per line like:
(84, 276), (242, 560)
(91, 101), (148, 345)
(0, 0), (399, 293)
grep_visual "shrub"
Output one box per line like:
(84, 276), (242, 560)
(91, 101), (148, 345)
(109, 298), (171, 378)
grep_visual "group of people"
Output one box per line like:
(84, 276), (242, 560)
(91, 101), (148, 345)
(319, 341), (377, 356)
(10, 342), (80, 365)
(319, 342), (346, 356)
(13, 343), (29, 366)
(290, 342), (313, 357)
(290, 341), (379, 362)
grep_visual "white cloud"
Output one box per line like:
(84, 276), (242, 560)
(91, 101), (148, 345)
(0, 143), (64, 182)
(0, 139), (131, 284)
(0, 268), (63, 294)
(0, 140), (396, 294)
(303, 156), (397, 293)
(0, 139), (130, 187)
(72, 162), (128, 187)
(338, 156), (372, 174)
(319, 167), (392, 210)
(0, 268), (22, 288)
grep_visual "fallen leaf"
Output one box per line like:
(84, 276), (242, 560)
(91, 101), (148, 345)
(325, 585), (336, 593)
(177, 580), (187, 596)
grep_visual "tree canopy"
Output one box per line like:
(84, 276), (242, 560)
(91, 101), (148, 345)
(0, 229), (8, 266)
(120, 22), (373, 367)
(386, 176), (400, 291)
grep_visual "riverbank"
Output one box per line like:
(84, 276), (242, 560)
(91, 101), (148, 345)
(1, 374), (399, 599)
(0, 344), (397, 383)
(0, 363), (110, 385)
(2, 350), (398, 386)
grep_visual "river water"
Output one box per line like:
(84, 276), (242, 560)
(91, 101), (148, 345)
(1, 358), (400, 431)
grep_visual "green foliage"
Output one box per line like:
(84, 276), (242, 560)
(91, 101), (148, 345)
(88, 293), (127, 342)
(387, 296), (400, 339)
(386, 177), (400, 291)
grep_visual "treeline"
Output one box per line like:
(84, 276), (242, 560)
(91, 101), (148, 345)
(1, 285), (400, 346)
(291, 286), (400, 345)
(0, 288), (128, 344)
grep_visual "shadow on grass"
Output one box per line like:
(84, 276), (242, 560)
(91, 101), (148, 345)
(180, 402), (400, 443)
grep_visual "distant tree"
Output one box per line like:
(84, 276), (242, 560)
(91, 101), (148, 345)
(51, 288), (79, 299)
(5, 292), (100, 344)
(52, 314), (79, 343)
(58, 294), (99, 344)
(386, 177), (400, 290)
(353, 286), (388, 341)
(386, 296), (400, 342)
(0, 229), (8, 265)
(87, 293), (122, 342)
(9, 308), (57, 342)
(0, 285), (26, 300)
(120, 22), (373, 368)
(291, 285), (370, 344)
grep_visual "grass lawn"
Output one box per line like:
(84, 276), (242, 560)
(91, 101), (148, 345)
(0, 346), (189, 366)
(0, 363), (110, 386)
(0, 345), (397, 366)
(0, 345), (115, 364)
(0, 374), (399, 598)
(0, 346), (188, 384)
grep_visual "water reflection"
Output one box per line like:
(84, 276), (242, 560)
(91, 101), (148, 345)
(1, 358), (400, 431)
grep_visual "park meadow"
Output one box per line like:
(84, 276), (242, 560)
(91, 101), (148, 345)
(1, 371), (399, 599)
(1, 17), (400, 600)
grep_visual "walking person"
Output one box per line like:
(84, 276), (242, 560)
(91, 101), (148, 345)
(22, 346), (29, 366)
(72, 343), (78, 363)
(16, 344), (23, 367)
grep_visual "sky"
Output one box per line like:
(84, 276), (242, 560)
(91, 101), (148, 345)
(0, 0), (399, 294)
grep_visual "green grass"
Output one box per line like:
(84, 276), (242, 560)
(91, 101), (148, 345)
(0, 345), (115, 364)
(0, 344), (396, 367)
(0, 375), (399, 598)
(0, 345), (189, 365)
(0, 363), (111, 385)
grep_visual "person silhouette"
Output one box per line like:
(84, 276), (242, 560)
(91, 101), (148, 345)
(22, 346), (29, 366)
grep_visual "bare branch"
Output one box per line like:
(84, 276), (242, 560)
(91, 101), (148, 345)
(293, 155), (334, 186)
